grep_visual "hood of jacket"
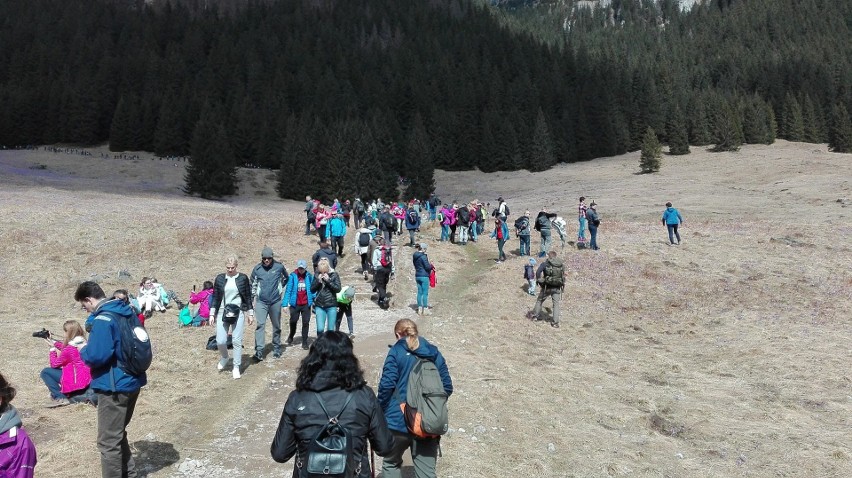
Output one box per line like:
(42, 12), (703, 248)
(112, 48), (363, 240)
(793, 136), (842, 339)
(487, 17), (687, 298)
(403, 336), (440, 362)
(0, 405), (22, 434)
(304, 369), (364, 392)
(96, 297), (136, 320)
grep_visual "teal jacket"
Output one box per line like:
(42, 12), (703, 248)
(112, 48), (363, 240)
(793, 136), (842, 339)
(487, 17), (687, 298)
(662, 207), (683, 225)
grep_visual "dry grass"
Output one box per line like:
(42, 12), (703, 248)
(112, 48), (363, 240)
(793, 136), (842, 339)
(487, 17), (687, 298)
(0, 141), (850, 477)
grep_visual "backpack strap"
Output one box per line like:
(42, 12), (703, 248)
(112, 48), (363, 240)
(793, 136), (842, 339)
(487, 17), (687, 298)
(315, 391), (354, 423)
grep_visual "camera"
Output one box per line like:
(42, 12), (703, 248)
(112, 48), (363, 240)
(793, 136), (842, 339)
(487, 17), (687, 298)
(32, 328), (51, 339)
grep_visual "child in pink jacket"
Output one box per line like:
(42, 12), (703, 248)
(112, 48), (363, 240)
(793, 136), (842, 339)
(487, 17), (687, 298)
(0, 372), (37, 477)
(189, 280), (214, 324)
(39, 320), (93, 406)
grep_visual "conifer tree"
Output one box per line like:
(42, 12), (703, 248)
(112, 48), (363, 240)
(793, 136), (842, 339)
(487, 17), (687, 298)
(688, 98), (713, 146)
(801, 94), (823, 143)
(153, 96), (187, 156)
(528, 108), (556, 172)
(404, 114), (435, 200)
(639, 127), (661, 173)
(828, 104), (852, 153)
(667, 105), (690, 155)
(185, 107), (237, 199)
(711, 99), (743, 152)
(109, 96), (132, 152)
(781, 94), (805, 141)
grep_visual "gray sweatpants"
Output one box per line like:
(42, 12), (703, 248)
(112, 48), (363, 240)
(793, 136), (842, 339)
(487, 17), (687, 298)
(381, 431), (439, 478)
(254, 300), (282, 355)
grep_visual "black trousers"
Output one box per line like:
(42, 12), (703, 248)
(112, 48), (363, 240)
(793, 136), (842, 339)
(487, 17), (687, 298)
(374, 267), (390, 304)
(288, 305), (311, 344)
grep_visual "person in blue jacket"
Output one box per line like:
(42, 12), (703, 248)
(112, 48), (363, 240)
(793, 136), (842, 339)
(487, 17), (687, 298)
(282, 260), (315, 350)
(76, 281), (147, 478)
(378, 319), (452, 478)
(490, 217), (511, 263)
(404, 205), (421, 247)
(328, 212), (348, 257)
(661, 201), (684, 245)
(412, 243), (433, 316)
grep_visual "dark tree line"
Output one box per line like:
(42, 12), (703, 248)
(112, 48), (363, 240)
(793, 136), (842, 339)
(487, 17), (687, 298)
(0, 0), (850, 199)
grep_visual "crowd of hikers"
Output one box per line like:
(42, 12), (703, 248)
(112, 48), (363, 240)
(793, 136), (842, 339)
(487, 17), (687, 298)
(0, 193), (688, 477)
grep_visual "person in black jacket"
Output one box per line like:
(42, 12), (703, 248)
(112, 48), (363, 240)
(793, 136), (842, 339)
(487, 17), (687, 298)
(311, 240), (338, 274)
(209, 255), (255, 379)
(271, 331), (393, 478)
(310, 258), (342, 336)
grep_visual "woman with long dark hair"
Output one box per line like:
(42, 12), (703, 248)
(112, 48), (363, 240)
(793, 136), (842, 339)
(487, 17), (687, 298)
(271, 331), (393, 477)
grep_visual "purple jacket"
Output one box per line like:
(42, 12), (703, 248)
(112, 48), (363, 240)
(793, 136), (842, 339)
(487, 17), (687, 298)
(0, 406), (37, 477)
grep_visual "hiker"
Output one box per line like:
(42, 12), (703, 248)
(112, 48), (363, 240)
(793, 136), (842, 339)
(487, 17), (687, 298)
(304, 196), (315, 235)
(662, 201), (684, 245)
(496, 196), (509, 221)
(456, 203), (470, 245)
(515, 210), (532, 256)
(447, 203), (459, 243)
(413, 243), (434, 315)
(578, 197), (588, 241)
(438, 204), (451, 242)
(534, 209), (558, 258)
(528, 251), (565, 328)
(352, 197), (366, 229)
(356, 224), (376, 280)
(282, 260), (315, 350)
(250, 247), (288, 361)
(40, 320), (95, 407)
(315, 204), (332, 241)
(311, 258), (342, 335)
(427, 193), (439, 221)
(372, 239), (394, 309)
(210, 256), (255, 379)
(341, 199), (352, 226)
(328, 212), (348, 257)
(137, 277), (164, 317)
(392, 203), (406, 236)
(468, 202), (480, 242)
(586, 202), (600, 250)
(377, 319), (453, 478)
(490, 217), (510, 263)
(270, 331), (394, 477)
(76, 281), (148, 475)
(111, 289), (146, 327)
(335, 285), (356, 337)
(311, 240), (338, 273)
(524, 258), (537, 296)
(405, 205), (421, 247)
(189, 281), (214, 325)
(379, 205), (395, 244)
(552, 216), (568, 248)
(0, 372), (38, 477)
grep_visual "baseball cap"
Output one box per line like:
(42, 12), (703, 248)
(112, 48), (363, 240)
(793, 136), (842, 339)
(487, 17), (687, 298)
(296, 259), (307, 269)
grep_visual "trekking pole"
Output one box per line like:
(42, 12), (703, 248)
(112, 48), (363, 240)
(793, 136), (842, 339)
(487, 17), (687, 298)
(370, 443), (376, 478)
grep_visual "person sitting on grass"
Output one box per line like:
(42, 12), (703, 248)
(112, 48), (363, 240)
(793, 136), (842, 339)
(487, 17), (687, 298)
(137, 277), (164, 317)
(40, 320), (96, 407)
(189, 281), (214, 326)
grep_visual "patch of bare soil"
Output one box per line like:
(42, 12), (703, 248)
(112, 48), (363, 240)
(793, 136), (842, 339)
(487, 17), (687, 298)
(0, 141), (850, 477)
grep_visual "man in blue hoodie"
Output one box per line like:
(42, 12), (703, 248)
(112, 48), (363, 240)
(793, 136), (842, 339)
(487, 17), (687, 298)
(251, 247), (288, 361)
(77, 281), (147, 478)
(661, 202), (684, 245)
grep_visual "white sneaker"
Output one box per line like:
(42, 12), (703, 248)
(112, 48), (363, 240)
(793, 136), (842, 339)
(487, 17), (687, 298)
(217, 360), (226, 371)
(232, 368), (241, 379)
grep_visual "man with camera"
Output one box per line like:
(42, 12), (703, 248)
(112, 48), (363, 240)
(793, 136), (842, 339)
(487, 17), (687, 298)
(75, 281), (147, 478)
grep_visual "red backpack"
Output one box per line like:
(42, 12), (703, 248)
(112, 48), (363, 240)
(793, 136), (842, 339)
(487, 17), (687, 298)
(380, 246), (392, 268)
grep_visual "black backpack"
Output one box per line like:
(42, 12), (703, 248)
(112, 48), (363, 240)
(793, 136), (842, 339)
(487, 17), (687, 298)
(503, 204), (510, 216)
(354, 201), (365, 213)
(514, 216), (528, 232)
(382, 214), (395, 231)
(364, 215), (376, 227)
(299, 393), (358, 478)
(458, 208), (469, 223)
(358, 231), (371, 247)
(100, 310), (152, 376)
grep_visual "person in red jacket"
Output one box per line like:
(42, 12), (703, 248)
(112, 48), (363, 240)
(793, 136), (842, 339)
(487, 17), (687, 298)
(39, 320), (95, 407)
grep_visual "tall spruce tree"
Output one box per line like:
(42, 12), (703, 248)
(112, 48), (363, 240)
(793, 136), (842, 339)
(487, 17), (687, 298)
(781, 94), (805, 141)
(109, 96), (132, 152)
(828, 104), (852, 153)
(404, 114), (435, 200)
(185, 107), (237, 198)
(711, 99), (743, 152)
(528, 108), (557, 172)
(639, 127), (661, 173)
(667, 105), (690, 155)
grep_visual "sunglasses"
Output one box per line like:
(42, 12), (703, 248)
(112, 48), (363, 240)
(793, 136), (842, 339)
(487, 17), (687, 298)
(262, 257), (273, 261)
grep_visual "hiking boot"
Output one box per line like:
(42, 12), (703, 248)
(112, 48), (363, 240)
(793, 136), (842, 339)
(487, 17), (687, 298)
(252, 353), (263, 363)
(272, 350), (282, 359)
(286, 337), (294, 346)
(551, 322), (560, 328)
(302, 342), (309, 350)
(363, 271), (369, 281)
(348, 333), (355, 340)
(46, 398), (71, 408)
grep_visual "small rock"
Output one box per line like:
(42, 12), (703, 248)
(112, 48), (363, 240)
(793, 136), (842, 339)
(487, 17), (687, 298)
(118, 269), (132, 280)
(676, 453), (684, 459)
(144, 433), (158, 441)
(457, 428), (466, 433)
(474, 425), (486, 434)
(178, 459), (197, 473)
(736, 454), (747, 466)
(547, 443), (556, 453)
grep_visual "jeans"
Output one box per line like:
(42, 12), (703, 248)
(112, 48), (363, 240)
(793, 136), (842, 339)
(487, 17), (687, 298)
(528, 279), (536, 295)
(415, 276), (430, 308)
(383, 229), (393, 244)
(408, 229), (417, 246)
(40, 367), (64, 399)
(470, 223), (478, 241)
(440, 224), (449, 241)
(540, 231), (551, 257)
(331, 235), (345, 255)
(429, 210), (436, 221)
(254, 300), (282, 355)
(519, 234), (531, 256)
(335, 302), (353, 334)
(667, 224), (681, 244)
(589, 225), (599, 250)
(578, 217), (587, 240)
(381, 431), (439, 478)
(97, 390), (140, 478)
(315, 306), (337, 334)
(497, 238), (507, 261)
(532, 287), (562, 324)
(217, 311), (245, 368)
(288, 305), (311, 345)
(458, 225), (469, 243)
